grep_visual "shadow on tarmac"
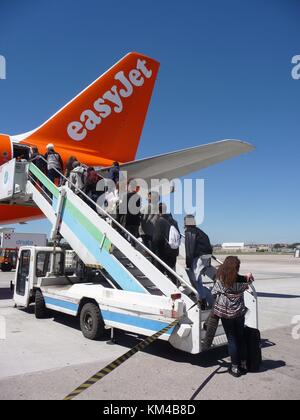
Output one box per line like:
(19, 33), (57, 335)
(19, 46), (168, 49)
(17, 305), (287, 388)
(189, 363), (229, 400)
(188, 357), (286, 400)
(48, 310), (287, 373)
(259, 359), (286, 372)
(0, 287), (13, 300)
(257, 292), (300, 299)
(50, 310), (230, 367)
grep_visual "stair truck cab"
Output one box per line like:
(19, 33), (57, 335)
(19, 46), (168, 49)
(0, 229), (47, 272)
(13, 245), (187, 344)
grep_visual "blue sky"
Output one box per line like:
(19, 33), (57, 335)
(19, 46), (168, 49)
(0, 0), (299, 244)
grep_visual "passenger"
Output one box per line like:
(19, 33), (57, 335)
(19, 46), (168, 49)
(139, 191), (160, 252)
(69, 161), (87, 195)
(30, 147), (47, 172)
(45, 144), (63, 185)
(16, 154), (27, 162)
(152, 203), (181, 283)
(184, 215), (213, 309)
(65, 156), (77, 179)
(108, 161), (120, 184)
(84, 167), (103, 207)
(118, 180), (141, 246)
(211, 256), (254, 378)
(29, 147), (47, 187)
(104, 181), (120, 219)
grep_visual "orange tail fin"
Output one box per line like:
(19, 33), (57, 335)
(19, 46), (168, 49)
(18, 52), (160, 166)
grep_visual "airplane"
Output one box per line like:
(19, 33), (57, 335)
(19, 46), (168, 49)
(0, 52), (254, 225)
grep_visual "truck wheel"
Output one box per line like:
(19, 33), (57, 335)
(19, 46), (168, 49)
(1, 264), (11, 272)
(35, 290), (48, 319)
(5, 264), (12, 272)
(80, 302), (105, 340)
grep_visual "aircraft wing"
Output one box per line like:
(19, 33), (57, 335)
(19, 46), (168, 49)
(100, 140), (254, 182)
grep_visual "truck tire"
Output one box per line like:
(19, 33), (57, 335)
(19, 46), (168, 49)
(80, 302), (105, 340)
(1, 263), (12, 272)
(35, 290), (48, 319)
(6, 263), (12, 272)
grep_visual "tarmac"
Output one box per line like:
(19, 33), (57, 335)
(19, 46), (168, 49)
(0, 254), (299, 400)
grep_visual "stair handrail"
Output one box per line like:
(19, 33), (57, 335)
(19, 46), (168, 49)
(28, 157), (199, 297)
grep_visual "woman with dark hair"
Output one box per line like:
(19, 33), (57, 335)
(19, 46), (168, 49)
(65, 156), (77, 178)
(212, 256), (254, 378)
(84, 167), (104, 204)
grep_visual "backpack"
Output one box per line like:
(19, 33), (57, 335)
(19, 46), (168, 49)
(71, 168), (86, 191)
(47, 153), (61, 171)
(195, 228), (213, 256)
(86, 171), (101, 186)
(167, 224), (181, 250)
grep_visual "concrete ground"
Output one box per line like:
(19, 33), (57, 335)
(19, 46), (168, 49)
(0, 254), (299, 400)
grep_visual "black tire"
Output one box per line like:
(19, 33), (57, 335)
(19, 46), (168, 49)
(35, 290), (48, 319)
(80, 302), (105, 340)
(1, 263), (11, 272)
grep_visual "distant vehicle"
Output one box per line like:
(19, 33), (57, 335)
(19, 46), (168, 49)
(0, 231), (47, 271)
(0, 248), (18, 272)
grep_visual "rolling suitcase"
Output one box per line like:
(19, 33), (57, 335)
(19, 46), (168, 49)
(244, 326), (262, 372)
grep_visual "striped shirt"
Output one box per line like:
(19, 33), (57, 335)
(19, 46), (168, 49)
(212, 275), (249, 319)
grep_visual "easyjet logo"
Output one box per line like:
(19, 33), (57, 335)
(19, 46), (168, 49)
(67, 59), (153, 141)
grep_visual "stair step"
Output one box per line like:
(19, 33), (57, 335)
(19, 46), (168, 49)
(126, 267), (144, 276)
(112, 248), (164, 296)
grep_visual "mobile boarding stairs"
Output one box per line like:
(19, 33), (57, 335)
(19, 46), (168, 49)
(0, 159), (258, 354)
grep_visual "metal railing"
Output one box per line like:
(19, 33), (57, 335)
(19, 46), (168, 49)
(28, 157), (199, 297)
